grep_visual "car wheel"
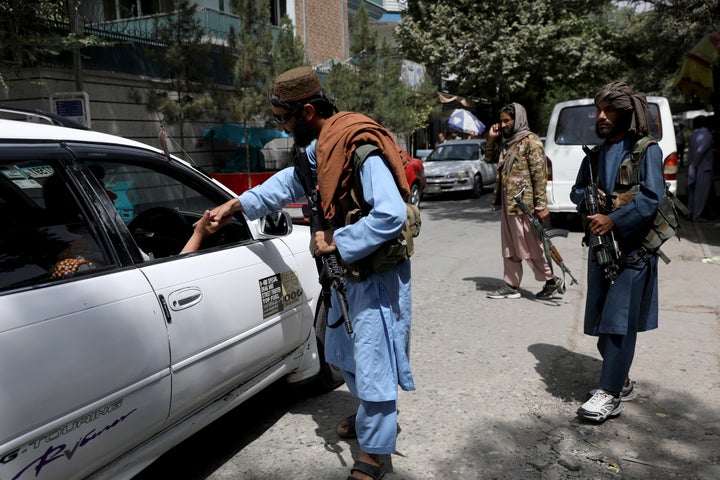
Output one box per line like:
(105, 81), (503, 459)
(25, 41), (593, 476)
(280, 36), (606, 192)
(408, 182), (422, 207)
(471, 174), (483, 198)
(312, 294), (345, 391)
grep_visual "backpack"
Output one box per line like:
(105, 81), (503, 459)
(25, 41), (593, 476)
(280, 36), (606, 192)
(342, 144), (421, 281)
(589, 136), (688, 264)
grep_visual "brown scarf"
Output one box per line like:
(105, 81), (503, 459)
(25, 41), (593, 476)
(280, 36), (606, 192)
(316, 112), (410, 221)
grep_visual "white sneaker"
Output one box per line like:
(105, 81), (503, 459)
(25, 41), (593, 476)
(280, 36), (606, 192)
(578, 390), (623, 422)
(589, 380), (636, 402)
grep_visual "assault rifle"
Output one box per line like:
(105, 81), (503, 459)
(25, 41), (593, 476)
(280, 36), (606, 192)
(513, 187), (578, 287)
(292, 145), (353, 334)
(581, 145), (623, 283)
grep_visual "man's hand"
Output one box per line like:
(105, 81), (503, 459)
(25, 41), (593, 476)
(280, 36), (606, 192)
(488, 123), (501, 141)
(209, 198), (241, 226)
(587, 213), (614, 236)
(535, 207), (550, 222)
(313, 229), (337, 256)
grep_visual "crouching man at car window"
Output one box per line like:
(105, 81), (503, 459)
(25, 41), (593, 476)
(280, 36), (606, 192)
(208, 66), (414, 480)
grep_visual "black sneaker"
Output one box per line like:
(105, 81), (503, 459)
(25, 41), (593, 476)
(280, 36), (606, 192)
(536, 276), (565, 298)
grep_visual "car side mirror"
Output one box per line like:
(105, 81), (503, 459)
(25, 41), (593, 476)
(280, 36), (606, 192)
(259, 210), (293, 237)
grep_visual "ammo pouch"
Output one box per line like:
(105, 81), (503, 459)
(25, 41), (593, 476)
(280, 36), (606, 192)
(342, 145), (422, 281)
(607, 136), (688, 264)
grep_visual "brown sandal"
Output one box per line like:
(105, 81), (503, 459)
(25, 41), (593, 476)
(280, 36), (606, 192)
(336, 413), (357, 439)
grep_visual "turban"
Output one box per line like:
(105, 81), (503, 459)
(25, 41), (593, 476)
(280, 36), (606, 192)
(594, 81), (651, 137)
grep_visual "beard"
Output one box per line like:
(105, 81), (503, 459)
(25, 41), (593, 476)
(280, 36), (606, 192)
(292, 115), (318, 147)
(596, 121), (616, 139)
(502, 126), (513, 139)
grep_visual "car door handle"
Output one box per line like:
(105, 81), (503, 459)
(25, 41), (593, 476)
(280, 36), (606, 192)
(167, 287), (202, 311)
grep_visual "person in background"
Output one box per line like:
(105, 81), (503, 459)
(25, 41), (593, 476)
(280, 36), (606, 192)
(208, 66), (414, 480)
(484, 102), (563, 299)
(448, 130), (461, 141)
(675, 122), (686, 166)
(686, 115), (715, 221)
(436, 131), (446, 146)
(570, 81), (664, 422)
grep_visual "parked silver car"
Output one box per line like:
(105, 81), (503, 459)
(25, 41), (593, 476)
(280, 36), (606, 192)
(0, 118), (340, 480)
(422, 139), (497, 198)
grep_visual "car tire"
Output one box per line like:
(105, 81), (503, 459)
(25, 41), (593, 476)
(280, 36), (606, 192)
(312, 294), (345, 392)
(408, 182), (422, 208)
(471, 174), (483, 198)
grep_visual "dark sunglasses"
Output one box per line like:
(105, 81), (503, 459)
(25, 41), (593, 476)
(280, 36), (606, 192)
(272, 107), (300, 125)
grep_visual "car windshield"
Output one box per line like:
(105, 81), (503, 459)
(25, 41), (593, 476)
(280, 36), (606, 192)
(427, 144), (481, 161)
(554, 104), (663, 145)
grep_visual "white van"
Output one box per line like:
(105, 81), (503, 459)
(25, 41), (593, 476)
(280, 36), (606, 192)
(544, 97), (678, 218)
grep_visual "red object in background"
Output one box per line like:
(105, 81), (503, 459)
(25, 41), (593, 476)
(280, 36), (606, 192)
(211, 172), (275, 195)
(285, 148), (426, 225)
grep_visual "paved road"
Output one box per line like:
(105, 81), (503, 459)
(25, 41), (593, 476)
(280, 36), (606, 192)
(134, 192), (720, 480)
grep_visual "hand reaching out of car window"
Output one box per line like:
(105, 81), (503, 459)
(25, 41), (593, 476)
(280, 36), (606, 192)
(181, 210), (230, 253)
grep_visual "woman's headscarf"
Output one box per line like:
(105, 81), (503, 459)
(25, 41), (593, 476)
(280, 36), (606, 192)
(594, 81), (651, 137)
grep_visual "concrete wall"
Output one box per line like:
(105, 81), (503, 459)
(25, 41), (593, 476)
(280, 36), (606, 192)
(2, 68), (237, 173)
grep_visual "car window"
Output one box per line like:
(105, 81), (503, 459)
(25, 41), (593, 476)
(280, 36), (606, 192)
(0, 160), (115, 292)
(554, 104), (663, 145)
(81, 158), (253, 260)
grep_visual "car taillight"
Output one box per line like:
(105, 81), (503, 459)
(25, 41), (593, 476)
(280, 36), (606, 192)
(546, 156), (553, 181)
(663, 152), (678, 181)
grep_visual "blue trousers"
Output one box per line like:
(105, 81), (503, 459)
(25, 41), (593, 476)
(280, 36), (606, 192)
(343, 371), (397, 454)
(597, 331), (637, 393)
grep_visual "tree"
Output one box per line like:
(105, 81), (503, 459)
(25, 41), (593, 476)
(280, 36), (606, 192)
(324, 3), (440, 144)
(0, 0), (109, 93)
(145, 0), (215, 157)
(395, 0), (625, 131)
(618, 0), (720, 109)
(227, 1), (307, 184)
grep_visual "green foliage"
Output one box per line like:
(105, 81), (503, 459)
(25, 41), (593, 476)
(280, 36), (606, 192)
(0, 0), (110, 89)
(324, 3), (440, 138)
(396, 0), (624, 131)
(144, 0), (215, 153)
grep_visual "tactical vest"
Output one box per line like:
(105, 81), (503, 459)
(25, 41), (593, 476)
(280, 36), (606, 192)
(337, 144), (421, 281)
(588, 136), (687, 264)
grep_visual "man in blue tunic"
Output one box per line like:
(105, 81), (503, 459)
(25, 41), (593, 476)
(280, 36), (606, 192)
(209, 67), (414, 480)
(570, 82), (664, 423)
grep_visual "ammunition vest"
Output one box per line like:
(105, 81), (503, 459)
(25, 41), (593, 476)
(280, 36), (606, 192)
(587, 136), (687, 264)
(337, 144), (421, 281)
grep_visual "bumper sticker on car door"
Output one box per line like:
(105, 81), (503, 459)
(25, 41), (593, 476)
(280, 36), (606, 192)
(259, 271), (303, 318)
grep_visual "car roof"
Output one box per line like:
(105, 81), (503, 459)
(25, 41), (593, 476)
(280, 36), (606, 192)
(552, 96), (669, 109)
(439, 139), (486, 145)
(0, 119), (165, 153)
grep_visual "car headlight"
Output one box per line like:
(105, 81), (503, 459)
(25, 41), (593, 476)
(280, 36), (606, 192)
(448, 171), (469, 179)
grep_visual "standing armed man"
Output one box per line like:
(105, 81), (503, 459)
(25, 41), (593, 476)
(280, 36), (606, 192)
(208, 67), (414, 480)
(485, 103), (563, 299)
(570, 82), (664, 422)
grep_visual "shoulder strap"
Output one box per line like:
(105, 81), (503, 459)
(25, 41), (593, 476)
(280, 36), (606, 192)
(629, 136), (657, 166)
(350, 144), (382, 214)
(582, 144), (601, 184)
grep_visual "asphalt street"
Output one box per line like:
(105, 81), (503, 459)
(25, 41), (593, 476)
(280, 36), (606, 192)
(134, 189), (720, 480)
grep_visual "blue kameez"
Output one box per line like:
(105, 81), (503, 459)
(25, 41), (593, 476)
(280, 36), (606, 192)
(570, 136), (663, 392)
(238, 140), (414, 453)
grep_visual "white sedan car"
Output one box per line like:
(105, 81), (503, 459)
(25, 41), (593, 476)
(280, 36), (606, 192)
(421, 139), (497, 198)
(0, 118), (341, 480)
